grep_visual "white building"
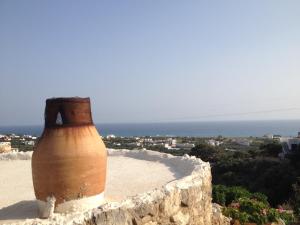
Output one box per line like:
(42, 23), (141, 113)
(25, 140), (35, 146)
(280, 137), (300, 154)
(171, 139), (177, 147)
(164, 143), (172, 149)
(232, 138), (251, 146)
(207, 139), (222, 146)
(23, 135), (32, 138)
(263, 134), (274, 139)
(273, 135), (282, 141)
(176, 143), (195, 149)
(143, 138), (153, 143)
(106, 134), (116, 139)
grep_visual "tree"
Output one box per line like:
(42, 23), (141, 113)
(189, 143), (222, 162)
(292, 178), (300, 218)
(259, 142), (282, 157)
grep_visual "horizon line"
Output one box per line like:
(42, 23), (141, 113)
(2, 118), (300, 127)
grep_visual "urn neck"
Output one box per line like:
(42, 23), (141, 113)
(44, 97), (93, 128)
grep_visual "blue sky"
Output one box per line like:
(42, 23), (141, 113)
(1, 1), (300, 125)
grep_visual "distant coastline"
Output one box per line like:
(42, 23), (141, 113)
(1, 120), (300, 137)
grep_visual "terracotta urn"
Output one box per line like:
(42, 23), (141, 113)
(32, 97), (107, 214)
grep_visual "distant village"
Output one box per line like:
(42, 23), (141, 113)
(0, 134), (37, 153)
(1, 131), (300, 158)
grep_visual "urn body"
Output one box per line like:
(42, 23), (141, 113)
(31, 97), (107, 213)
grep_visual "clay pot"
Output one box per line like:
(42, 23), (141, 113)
(32, 97), (107, 214)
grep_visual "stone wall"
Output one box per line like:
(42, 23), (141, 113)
(0, 142), (11, 153)
(212, 203), (231, 225)
(84, 150), (230, 225)
(0, 149), (230, 225)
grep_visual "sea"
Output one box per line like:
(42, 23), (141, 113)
(1, 120), (300, 137)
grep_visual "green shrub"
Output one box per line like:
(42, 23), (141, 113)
(266, 208), (279, 222)
(278, 211), (295, 224)
(222, 207), (250, 224)
(214, 185), (295, 225)
(226, 186), (251, 206)
(292, 179), (300, 218)
(212, 185), (227, 206)
(213, 185), (269, 207)
(238, 197), (269, 225)
(251, 192), (269, 206)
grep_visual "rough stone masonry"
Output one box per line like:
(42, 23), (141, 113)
(85, 150), (230, 225)
(0, 149), (230, 225)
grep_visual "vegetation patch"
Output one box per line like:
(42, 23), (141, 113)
(213, 185), (295, 225)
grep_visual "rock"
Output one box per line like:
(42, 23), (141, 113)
(159, 187), (181, 216)
(171, 211), (190, 225)
(143, 222), (157, 225)
(94, 208), (133, 225)
(141, 215), (152, 223)
(212, 203), (231, 225)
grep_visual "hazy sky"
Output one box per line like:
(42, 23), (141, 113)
(1, 1), (300, 125)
